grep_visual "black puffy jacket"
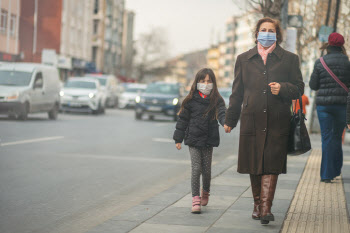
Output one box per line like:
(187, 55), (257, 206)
(173, 91), (226, 147)
(309, 46), (350, 105)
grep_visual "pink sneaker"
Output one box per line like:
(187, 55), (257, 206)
(201, 189), (210, 206)
(191, 196), (201, 214)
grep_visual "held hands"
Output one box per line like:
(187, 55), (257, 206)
(269, 82), (281, 95)
(348, 125), (350, 130)
(176, 143), (182, 150)
(224, 124), (232, 133)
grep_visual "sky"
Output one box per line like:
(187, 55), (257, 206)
(125, 0), (242, 57)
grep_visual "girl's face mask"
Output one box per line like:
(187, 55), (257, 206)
(257, 32), (277, 47)
(197, 83), (213, 95)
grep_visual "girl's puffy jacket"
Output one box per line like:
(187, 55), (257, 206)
(173, 91), (226, 147)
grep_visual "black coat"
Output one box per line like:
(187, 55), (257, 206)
(173, 91), (226, 147)
(309, 46), (350, 105)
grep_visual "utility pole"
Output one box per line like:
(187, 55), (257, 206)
(333, 0), (341, 32)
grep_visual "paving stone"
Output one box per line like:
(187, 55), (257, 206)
(146, 206), (225, 227)
(111, 204), (165, 222)
(211, 176), (250, 187)
(129, 223), (206, 233)
(211, 209), (285, 232)
(86, 220), (139, 233)
(210, 185), (248, 196)
(141, 191), (186, 206)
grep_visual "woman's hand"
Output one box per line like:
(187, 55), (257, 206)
(269, 82), (281, 95)
(176, 143), (182, 150)
(224, 124), (232, 133)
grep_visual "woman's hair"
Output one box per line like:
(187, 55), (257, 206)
(179, 68), (223, 119)
(320, 42), (348, 56)
(254, 17), (283, 44)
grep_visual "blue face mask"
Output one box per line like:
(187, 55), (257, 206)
(257, 32), (277, 47)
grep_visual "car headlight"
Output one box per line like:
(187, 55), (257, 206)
(89, 93), (95, 98)
(59, 91), (64, 97)
(172, 98), (179, 105)
(7, 93), (19, 100)
(135, 96), (141, 103)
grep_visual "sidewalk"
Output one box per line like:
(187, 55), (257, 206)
(87, 134), (350, 233)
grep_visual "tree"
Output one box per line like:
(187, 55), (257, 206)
(134, 27), (169, 82)
(232, 0), (287, 20)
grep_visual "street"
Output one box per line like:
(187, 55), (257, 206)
(0, 109), (239, 233)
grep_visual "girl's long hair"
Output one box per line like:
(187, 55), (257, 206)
(320, 42), (348, 56)
(179, 68), (223, 119)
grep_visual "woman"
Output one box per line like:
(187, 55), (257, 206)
(224, 17), (304, 224)
(309, 32), (350, 183)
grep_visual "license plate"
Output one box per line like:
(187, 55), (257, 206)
(68, 102), (81, 107)
(148, 106), (162, 112)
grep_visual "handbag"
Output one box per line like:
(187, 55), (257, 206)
(288, 94), (312, 155)
(320, 57), (349, 92)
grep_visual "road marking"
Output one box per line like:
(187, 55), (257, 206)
(152, 138), (173, 143)
(1, 136), (64, 147)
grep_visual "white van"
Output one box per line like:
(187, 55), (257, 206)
(0, 63), (61, 120)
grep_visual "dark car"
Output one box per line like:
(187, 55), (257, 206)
(135, 82), (185, 121)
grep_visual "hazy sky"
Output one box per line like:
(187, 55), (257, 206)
(125, 0), (242, 57)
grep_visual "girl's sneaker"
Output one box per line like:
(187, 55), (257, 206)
(191, 196), (201, 214)
(201, 189), (210, 206)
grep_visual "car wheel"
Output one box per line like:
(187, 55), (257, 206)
(48, 103), (59, 120)
(148, 115), (154, 121)
(135, 112), (142, 120)
(18, 102), (29, 121)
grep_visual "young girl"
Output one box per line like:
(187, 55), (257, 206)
(173, 68), (226, 214)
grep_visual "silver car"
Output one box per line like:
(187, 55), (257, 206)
(119, 83), (147, 109)
(60, 78), (106, 114)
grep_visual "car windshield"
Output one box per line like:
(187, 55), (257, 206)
(64, 81), (96, 89)
(220, 91), (231, 98)
(96, 78), (107, 86)
(0, 70), (32, 86)
(145, 83), (179, 95)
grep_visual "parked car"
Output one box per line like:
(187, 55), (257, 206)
(219, 88), (231, 107)
(135, 82), (185, 121)
(119, 83), (147, 109)
(60, 78), (106, 114)
(85, 74), (119, 108)
(0, 63), (61, 120)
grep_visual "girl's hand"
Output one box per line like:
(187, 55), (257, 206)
(224, 124), (232, 133)
(176, 143), (182, 150)
(348, 124), (350, 130)
(269, 82), (281, 95)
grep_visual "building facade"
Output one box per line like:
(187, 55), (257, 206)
(121, 10), (135, 79)
(0, 0), (20, 62)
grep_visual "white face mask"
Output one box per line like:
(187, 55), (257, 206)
(197, 83), (213, 95)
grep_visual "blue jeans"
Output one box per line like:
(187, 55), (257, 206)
(317, 105), (346, 180)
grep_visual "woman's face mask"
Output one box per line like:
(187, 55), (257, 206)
(257, 32), (277, 47)
(197, 83), (213, 95)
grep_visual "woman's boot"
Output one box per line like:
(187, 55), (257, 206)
(260, 174), (278, 224)
(250, 174), (261, 220)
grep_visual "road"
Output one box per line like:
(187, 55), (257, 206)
(0, 109), (240, 233)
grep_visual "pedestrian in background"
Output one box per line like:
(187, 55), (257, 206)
(292, 94), (309, 114)
(173, 68), (226, 214)
(310, 32), (350, 183)
(224, 17), (304, 224)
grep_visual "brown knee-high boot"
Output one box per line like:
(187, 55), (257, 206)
(260, 174), (278, 224)
(249, 174), (261, 220)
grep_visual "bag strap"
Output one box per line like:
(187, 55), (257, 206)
(292, 94), (303, 114)
(320, 57), (349, 92)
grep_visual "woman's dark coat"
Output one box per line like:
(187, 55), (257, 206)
(225, 45), (305, 175)
(173, 91), (226, 147)
(309, 46), (350, 106)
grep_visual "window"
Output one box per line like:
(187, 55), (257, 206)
(93, 20), (99, 35)
(225, 60), (230, 65)
(225, 71), (229, 77)
(34, 73), (43, 89)
(0, 9), (8, 33)
(94, 0), (99, 14)
(226, 37), (231, 43)
(10, 15), (16, 36)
